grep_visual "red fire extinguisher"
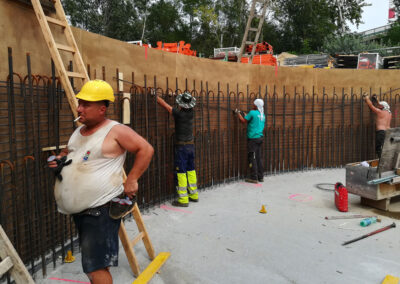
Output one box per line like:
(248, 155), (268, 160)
(335, 182), (348, 212)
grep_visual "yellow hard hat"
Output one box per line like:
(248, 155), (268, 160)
(76, 80), (115, 102)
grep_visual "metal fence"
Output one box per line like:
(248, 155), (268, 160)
(1, 46), (400, 281)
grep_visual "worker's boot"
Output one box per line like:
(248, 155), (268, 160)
(245, 178), (258, 184)
(172, 200), (189, 207)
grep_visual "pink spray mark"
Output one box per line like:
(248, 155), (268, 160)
(48, 277), (90, 284)
(240, 182), (262, 187)
(289, 193), (313, 202)
(145, 46), (148, 59)
(160, 205), (192, 214)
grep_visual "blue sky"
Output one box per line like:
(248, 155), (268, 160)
(349, 0), (390, 32)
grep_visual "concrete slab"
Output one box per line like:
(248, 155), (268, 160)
(35, 169), (400, 284)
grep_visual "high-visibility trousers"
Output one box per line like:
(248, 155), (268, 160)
(174, 144), (198, 204)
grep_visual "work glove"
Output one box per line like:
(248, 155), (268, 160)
(47, 155), (72, 181)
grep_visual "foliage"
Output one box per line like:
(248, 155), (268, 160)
(322, 34), (387, 55)
(63, 0), (369, 57)
(384, 23), (400, 45)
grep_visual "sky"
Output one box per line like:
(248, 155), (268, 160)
(349, 0), (390, 32)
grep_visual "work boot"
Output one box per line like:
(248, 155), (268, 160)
(245, 178), (258, 184)
(172, 200), (189, 207)
(258, 177), (264, 182)
(189, 197), (199, 202)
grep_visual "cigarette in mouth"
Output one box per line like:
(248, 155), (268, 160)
(74, 116), (81, 122)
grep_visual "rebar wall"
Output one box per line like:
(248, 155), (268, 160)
(1, 47), (400, 281)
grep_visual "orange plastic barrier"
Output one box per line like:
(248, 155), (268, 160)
(240, 54), (277, 66)
(245, 42), (273, 54)
(156, 41), (197, 56)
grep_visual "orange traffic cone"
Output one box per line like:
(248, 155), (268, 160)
(259, 205), (267, 214)
(64, 250), (75, 263)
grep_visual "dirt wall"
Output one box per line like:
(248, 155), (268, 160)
(2, 0), (400, 96)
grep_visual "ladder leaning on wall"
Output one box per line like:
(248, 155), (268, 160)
(0, 225), (35, 284)
(237, 0), (271, 64)
(30, 0), (169, 281)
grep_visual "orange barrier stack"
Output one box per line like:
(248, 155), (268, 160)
(245, 42), (273, 54)
(156, 41), (197, 56)
(241, 54), (277, 66)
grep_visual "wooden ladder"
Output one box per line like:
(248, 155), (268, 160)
(237, 0), (270, 64)
(0, 226), (35, 284)
(30, 0), (169, 281)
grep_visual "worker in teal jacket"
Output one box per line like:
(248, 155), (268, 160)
(236, 99), (266, 183)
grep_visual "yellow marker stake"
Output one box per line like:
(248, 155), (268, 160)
(259, 205), (267, 214)
(64, 250), (75, 263)
(133, 252), (171, 284)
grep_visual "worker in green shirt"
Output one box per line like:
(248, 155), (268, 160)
(236, 99), (266, 183)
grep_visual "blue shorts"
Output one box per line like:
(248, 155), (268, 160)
(73, 207), (121, 273)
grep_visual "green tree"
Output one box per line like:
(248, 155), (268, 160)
(384, 23), (400, 45)
(322, 34), (386, 55)
(63, 0), (145, 41)
(144, 0), (189, 44)
(269, 0), (368, 53)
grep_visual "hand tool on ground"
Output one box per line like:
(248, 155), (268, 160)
(325, 214), (377, 220)
(342, 222), (396, 246)
(47, 155), (72, 181)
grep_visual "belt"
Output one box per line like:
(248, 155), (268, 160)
(76, 202), (110, 216)
(175, 141), (194, 145)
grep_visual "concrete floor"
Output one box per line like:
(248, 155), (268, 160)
(35, 169), (400, 284)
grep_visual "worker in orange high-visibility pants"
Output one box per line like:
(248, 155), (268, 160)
(156, 92), (198, 207)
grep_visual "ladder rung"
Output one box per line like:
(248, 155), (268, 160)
(0, 256), (13, 276)
(46, 16), (66, 27)
(249, 27), (258, 32)
(56, 43), (76, 53)
(131, 232), (145, 247)
(246, 41), (254, 45)
(66, 71), (86, 79)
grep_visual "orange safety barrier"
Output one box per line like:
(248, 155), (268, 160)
(245, 42), (273, 54)
(156, 41), (197, 56)
(240, 54), (277, 66)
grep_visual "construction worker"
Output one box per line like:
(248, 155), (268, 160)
(236, 98), (266, 183)
(48, 80), (153, 284)
(363, 94), (392, 158)
(156, 92), (198, 207)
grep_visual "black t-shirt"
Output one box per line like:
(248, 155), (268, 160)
(172, 107), (194, 142)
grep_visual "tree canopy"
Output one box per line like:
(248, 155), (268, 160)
(63, 0), (369, 57)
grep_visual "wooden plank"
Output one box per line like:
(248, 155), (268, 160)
(119, 222), (141, 277)
(66, 71), (86, 79)
(41, 144), (67, 151)
(131, 203), (156, 260)
(53, 0), (89, 84)
(0, 256), (13, 277)
(56, 43), (76, 53)
(361, 197), (390, 211)
(46, 16), (66, 27)
(382, 274), (399, 284)
(30, 0), (79, 118)
(131, 232), (144, 247)
(0, 226), (34, 283)
(132, 252), (170, 284)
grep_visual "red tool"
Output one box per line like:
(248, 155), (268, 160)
(335, 182), (348, 212)
(342, 222), (396, 245)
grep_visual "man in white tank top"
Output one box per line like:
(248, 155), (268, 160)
(48, 80), (153, 284)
